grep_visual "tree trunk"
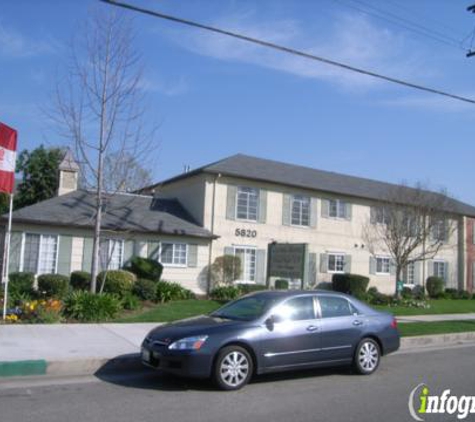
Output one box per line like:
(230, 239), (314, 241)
(395, 265), (402, 298)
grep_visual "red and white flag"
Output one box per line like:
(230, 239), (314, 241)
(0, 122), (17, 194)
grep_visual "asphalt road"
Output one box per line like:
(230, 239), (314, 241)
(1, 345), (474, 422)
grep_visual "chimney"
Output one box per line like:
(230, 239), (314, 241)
(58, 149), (80, 196)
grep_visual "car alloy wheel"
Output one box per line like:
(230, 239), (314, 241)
(214, 346), (253, 390)
(354, 338), (380, 375)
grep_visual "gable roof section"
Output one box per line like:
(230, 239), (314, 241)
(6, 190), (215, 239)
(152, 154), (475, 218)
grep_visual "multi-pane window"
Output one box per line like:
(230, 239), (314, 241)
(22, 233), (58, 275)
(431, 219), (447, 242)
(236, 187), (259, 221)
(291, 195), (310, 226)
(376, 257), (390, 274)
(234, 247), (256, 282)
(100, 239), (124, 271)
(329, 199), (347, 219)
(161, 243), (188, 266)
(404, 262), (415, 285)
(328, 254), (345, 273)
(433, 261), (447, 280)
(374, 207), (391, 225)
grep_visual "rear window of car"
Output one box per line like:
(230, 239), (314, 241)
(318, 296), (353, 318)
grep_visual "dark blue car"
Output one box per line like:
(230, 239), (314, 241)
(141, 290), (400, 390)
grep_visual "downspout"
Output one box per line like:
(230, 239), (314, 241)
(206, 173), (221, 296)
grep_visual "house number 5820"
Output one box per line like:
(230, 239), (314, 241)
(235, 228), (257, 238)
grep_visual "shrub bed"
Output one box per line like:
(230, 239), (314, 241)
(332, 273), (369, 299)
(210, 285), (241, 301)
(126, 257), (163, 282)
(63, 291), (122, 322)
(426, 277), (444, 299)
(275, 279), (289, 290)
(8, 272), (35, 302)
(156, 281), (194, 303)
(70, 271), (91, 291)
(37, 274), (69, 299)
(98, 270), (136, 297)
(133, 278), (157, 301)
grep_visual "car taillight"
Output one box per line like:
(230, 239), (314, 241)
(390, 318), (398, 329)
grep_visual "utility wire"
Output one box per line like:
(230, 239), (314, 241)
(100, 0), (475, 106)
(332, 0), (465, 51)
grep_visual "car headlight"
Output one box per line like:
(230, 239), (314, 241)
(168, 335), (208, 351)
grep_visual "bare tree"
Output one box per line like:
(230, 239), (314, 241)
(362, 183), (458, 297)
(53, 8), (156, 292)
(103, 152), (152, 192)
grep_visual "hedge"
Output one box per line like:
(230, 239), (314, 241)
(332, 273), (370, 299)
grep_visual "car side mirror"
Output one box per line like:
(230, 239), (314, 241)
(265, 314), (284, 331)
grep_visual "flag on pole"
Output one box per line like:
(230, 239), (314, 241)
(0, 122), (18, 193)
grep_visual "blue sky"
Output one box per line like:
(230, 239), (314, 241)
(1, 0), (475, 204)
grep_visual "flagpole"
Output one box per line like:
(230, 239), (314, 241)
(2, 193), (13, 321)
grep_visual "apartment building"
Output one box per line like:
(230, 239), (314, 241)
(4, 153), (475, 294)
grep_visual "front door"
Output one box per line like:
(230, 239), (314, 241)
(259, 295), (321, 369)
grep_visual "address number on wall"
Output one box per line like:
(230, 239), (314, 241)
(235, 228), (257, 238)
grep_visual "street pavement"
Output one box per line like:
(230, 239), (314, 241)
(0, 344), (473, 422)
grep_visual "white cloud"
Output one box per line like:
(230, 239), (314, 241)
(139, 75), (189, 96)
(165, 12), (423, 90)
(0, 23), (57, 59)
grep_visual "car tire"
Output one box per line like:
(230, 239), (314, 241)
(353, 338), (380, 375)
(213, 345), (253, 391)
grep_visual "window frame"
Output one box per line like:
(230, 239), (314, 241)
(316, 295), (356, 319)
(160, 242), (188, 267)
(433, 260), (447, 281)
(20, 232), (59, 275)
(100, 238), (125, 271)
(290, 194), (311, 227)
(327, 253), (346, 274)
(235, 186), (259, 222)
(328, 199), (347, 219)
(404, 262), (415, 285)
(376, 256), (391, 275)
(233, 245), (257, 284)
(271, 295), (317, 322)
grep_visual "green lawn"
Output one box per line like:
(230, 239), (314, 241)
(373, 299), (475, 316)
(116, 299), (222, 323)
(398, 320), (475, 337)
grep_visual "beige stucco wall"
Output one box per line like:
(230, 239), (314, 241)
(204, 176), (462, 294)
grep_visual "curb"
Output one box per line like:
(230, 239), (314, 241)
(0, 353), (143, 379)
(1, 332), (475, 380)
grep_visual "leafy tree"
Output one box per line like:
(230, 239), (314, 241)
(14, 146), (64, 209)
(211, 255), (242, 287)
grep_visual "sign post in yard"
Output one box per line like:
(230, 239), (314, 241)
(0, 122), (18, 320)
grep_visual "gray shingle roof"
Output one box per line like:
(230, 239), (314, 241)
(6, 190), (215, 239)
(153, 154), (475, 218)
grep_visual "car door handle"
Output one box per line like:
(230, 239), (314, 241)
(353, 320), (363, 326)
(306, 325), (319, 332)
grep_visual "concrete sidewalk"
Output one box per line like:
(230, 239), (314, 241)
(1, 313), (475, 379)
(397, 313), (475, 323)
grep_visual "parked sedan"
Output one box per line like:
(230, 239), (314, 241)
(141, 290), (400, 390)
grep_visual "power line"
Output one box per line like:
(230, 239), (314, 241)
(99, 0), (475, 106)
(331, 0), (466, 52)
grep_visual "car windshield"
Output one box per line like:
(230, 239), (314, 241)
(211, 295), (280, 321)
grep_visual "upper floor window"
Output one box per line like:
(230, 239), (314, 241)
(161, 243), (188, 266)
(291, 195), (310, 226)
(431, 218), (447, 242)
(22, 233), (58, 275)
(236, 187), (259, 221)
(433, 260), (447, 280)
(328, 253), (345, 273)
(376, 257), (390, 274)
(100, 239), (124, 271)
(329, 199), (347, 219)
(372, 207), (391, 225)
